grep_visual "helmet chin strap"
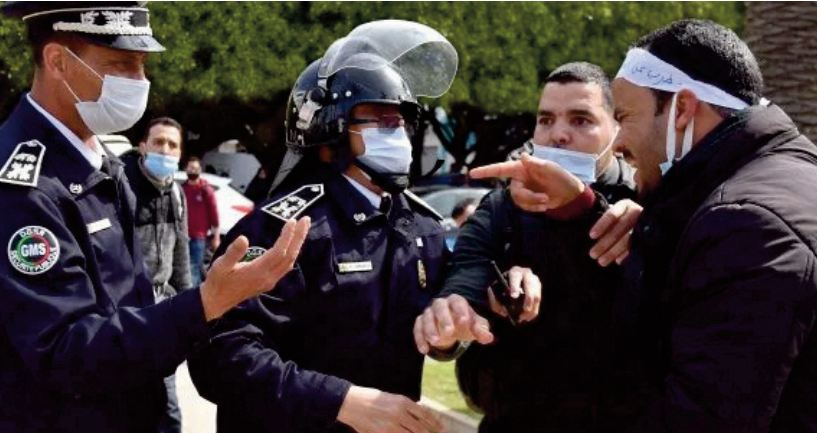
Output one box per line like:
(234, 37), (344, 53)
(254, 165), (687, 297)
(353, 159), (410, 193)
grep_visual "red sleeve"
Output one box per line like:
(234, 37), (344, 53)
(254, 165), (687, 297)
(206, 185), (220, 228)
(544, 186), (597, 221)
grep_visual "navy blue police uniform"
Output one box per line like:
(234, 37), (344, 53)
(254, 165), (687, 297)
(0, 97), (209, 432)
(188, 162), (449, 433)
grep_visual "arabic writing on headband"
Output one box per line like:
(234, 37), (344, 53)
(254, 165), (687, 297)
(631, 64), (674, 86)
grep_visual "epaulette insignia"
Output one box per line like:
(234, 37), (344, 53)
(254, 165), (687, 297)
(261, 184), (324, 222)
(0, 140), (46, 187)
(404, 190), (443, 221)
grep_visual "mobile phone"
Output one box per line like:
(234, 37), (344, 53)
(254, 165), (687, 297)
(488, 261), (525, 325)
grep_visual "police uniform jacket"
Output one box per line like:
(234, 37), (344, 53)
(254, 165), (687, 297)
(0, 96), (209, 433)
(627, 104), (817, 433)
(443, 156), (650, 433)
(188, 162), (449, 433)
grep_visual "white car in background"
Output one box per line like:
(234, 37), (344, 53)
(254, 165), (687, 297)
(173, 172), (253, 235)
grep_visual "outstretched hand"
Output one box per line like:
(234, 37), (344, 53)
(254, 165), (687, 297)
(469, 153), (585, 212)
(200, 217), (311, 321)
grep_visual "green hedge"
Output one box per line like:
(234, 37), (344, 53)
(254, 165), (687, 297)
(1, 1), (743, 119)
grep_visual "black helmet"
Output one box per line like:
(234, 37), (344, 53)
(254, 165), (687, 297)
(272, 20), (457, 193)
(284, 59), (421, 151)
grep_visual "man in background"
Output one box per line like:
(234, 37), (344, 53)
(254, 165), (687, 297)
(121, 116), (190, 433)
(183, 156), (220, 287)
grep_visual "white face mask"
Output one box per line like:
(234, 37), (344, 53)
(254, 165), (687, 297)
(658, 93), (695, 176)
(62, 48), (151, 135)
(530, 138), (613, 184)
(354, 127), (413, 174)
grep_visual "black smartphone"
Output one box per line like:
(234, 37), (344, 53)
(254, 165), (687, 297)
(488, 261), (525, 325)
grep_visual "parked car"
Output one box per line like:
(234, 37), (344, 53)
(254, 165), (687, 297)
(418, 186), (490, 250)
(173, 172), (253, 235)
(418, 187), (490, 219)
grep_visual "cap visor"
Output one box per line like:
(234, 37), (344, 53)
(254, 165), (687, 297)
(84, 34), (165, 53)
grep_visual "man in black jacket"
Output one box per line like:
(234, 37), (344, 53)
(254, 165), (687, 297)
(415, 63), (648, 433)
(470, 19), (817, 433)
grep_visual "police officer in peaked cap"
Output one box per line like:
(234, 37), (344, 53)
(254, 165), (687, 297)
(0, 3), (309, 432)
(188, 20), (460, 433)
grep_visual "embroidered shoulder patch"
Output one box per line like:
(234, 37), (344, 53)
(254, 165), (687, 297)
(7, 226), (60, 275)
(242, 246), (267, 262)
(261, 184), (324, 222)
(0, 140), (46, 187)
(404, 190), (443, 221)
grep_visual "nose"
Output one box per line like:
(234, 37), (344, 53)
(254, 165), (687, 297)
(551, 120), (571, 146)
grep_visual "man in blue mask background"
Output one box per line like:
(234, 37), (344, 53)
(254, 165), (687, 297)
(121, 116), (190, 433)
(414, 62), (649, 433)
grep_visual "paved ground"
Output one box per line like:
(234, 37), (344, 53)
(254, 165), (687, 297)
(176, 362), (216, 433)
(174, 362), (477, 433)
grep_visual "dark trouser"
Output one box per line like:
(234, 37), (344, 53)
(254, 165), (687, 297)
(158, 374), (182, 433)
(188, 238), (206, 287)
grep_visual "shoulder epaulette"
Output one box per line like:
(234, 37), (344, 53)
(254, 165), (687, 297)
(261, 184), (324, 222)
(404, 189), (444, 221)
(0, 140), (46, 188)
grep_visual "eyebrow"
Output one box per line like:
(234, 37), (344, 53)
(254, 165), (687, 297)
(538, 108), (597, 118)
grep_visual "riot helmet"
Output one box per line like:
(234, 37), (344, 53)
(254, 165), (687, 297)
(277, 19), (458, 193)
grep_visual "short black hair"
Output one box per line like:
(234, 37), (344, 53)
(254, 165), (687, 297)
(634, 19), (764, 114)
(27, 25), (88, 67)
(452, 198), (477, 220)
(544, 62), (614, 113)
(143, 116), (184, 143)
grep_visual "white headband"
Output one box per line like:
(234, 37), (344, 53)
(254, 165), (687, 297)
(615, 48), (749, 110)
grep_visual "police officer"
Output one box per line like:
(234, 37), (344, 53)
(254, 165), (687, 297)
(187, 20), (458, 433)
(0, 3), (309, 432)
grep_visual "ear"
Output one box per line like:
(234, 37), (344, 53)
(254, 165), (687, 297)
(674, 89), (700, 130)
(41, 42), (69, 81)
(138, 141), (147, 154)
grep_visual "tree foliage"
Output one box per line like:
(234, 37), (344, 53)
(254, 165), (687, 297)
(2, 2), (743, 114)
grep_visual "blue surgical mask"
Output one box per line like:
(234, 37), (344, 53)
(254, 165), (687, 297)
(144, 152), (179, 180)
(530, 141), (612, 184)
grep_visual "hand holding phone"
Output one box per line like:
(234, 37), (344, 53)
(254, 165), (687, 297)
(489, 262), (526, 325)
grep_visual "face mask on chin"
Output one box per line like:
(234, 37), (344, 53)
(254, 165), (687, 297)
(62, 47), (151, 135)
(530, 136), (614, 184)
(351, 126), (413, 193)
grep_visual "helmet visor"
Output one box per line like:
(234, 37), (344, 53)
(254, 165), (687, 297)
(318, 20), (458, 98)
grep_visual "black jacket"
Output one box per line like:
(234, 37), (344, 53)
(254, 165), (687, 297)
(442, 156), (649, 433)
(628, 105), (817, 433)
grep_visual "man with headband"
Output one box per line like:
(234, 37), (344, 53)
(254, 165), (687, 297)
(471, 19), (817, 431)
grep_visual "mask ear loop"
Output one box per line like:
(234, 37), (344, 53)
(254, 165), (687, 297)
(61, 47), (104, 103)
(665, 92), (680, 164)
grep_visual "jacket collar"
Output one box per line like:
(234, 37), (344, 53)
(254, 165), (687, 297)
(325, 173), (390, 225)
(644, 104), (807, 213)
